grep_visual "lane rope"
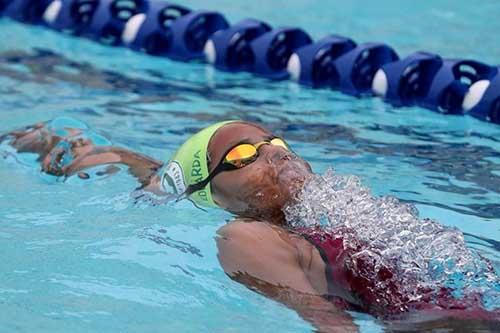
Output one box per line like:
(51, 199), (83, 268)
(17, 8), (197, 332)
(2, 0), (499, 124)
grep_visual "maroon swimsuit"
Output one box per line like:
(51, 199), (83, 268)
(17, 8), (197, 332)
(297, 226), (499, 321)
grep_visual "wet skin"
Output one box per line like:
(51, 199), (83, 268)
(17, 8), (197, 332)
(5, 123), (60, 158)
(207, 122), (312, 222)
(2, 122), (163, 185)
(2, 121), (499, 333)
(207, 125), (500, 332)
(2, 120), (356, 332)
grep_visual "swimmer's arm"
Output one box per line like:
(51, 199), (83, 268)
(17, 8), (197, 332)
(216, 221), (358, 333)
(3, 123), (164, 189)
(63, 147), (163, 186)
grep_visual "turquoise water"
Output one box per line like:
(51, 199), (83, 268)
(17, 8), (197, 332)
(0, 1), (499, 332)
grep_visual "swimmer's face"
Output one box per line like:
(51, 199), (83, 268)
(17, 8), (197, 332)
(208, 122), (312, 222)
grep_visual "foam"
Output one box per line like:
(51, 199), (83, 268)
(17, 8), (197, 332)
(284, 169), (499, 307)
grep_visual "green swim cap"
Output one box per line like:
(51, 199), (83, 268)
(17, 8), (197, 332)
(161, 121), (235, 207)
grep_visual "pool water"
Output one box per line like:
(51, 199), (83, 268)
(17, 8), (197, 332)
(0, 1), (499, 332)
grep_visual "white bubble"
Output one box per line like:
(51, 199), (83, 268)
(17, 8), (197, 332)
(284, 168), (499, 307)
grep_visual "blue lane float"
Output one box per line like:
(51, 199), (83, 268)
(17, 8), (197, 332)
(3, 0), (52, 23)
(205, 18), (271, 72)
(332, 42), (399, 96)
(167, 10), (229, 61)
(467, 70), (500, 123)
(249, 27), (312, 79)
(288, 34), (356, 87)
(2, 0), (500, 125)
(421, 59), (497, 115)
(84, 0), (148, 45)
(372, 51), (443, 107)
(43, 0), (100, 34)
(123, 1), (191, 56)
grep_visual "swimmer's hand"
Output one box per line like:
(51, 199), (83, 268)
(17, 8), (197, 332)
(4, 120), (165, 191)
(4, 122), (62, 158)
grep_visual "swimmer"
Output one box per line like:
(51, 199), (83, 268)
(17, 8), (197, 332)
(2, 117), (499, 332)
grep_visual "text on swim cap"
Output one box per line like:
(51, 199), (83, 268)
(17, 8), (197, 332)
(191, 150), (208, 202)
(165, 161), (186, 194)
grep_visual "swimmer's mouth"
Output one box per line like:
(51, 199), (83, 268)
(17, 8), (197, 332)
(277, 162), (311, 194)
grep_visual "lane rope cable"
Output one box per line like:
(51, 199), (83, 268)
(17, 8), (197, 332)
(1, 0), (499, 124)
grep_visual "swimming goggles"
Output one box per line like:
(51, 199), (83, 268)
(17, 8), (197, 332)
(179, 137), (289, 200)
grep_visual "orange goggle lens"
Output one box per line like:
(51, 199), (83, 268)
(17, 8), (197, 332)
(225, 144), (257, 166)
(224, 138), (289, 168)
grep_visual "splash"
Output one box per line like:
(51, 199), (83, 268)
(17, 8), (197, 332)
(284, 168), (499, 310)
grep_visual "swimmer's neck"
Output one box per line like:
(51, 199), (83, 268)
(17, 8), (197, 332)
(230, 179), (307, 226)
(237, 202), (295, 226)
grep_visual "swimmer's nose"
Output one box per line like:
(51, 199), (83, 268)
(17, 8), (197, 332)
(262, 145), (294, 164)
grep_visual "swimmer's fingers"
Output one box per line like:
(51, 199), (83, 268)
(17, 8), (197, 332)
(9, 123), (47, 139)
(9, 126), (62, 155)
(42, 146), (66, 175)
(11, 123), (88, 151)
(4, 123), (56, 147)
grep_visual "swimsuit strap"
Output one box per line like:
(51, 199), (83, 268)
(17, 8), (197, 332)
(295, 226), (352, 298)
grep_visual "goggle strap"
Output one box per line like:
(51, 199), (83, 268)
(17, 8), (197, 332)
(176, 162), (235, 201)
(175, 137), (289, 203)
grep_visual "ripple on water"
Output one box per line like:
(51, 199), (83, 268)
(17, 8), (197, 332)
(4, 210), (74, 226)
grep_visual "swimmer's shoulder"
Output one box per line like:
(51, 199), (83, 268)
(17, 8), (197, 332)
(217, 218), (319, 257)
(218, 218), (280, 234)
(217, 218), (320, 252)
(216, 219), (328, 295)
(217, 218), (298, 248)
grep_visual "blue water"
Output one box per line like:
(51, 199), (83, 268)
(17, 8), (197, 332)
(0, 1), (499, 332)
